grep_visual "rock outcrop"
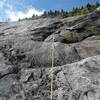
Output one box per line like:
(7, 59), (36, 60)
(0, 7), (100, 100)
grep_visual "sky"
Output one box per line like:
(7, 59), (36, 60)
(0, 0), (100, 22)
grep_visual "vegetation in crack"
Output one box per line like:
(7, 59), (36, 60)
(89, 26), (100, 35)
(64, 31), (87, 43)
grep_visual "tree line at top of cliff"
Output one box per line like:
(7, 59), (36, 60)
(36, 2), (100, 18)
(18, 2), (100, 21)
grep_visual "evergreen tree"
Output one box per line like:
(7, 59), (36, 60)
(96, 2), (100, 7)
(54, 10), (58, 16)
(48, 10), (53, 16)
(60, 9), (64, 17)
(42, 11), (48, 17)
(41, 2), (99, 18)
(32, 14), (35, 18)
(87, 3), (91, 10)
(81, 6), (84, 9)
(64, 11), (68, 17)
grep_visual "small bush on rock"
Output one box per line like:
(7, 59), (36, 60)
(88, 26), (100, 35)
(65, 32), (85, 43)
(65, 32), (74, 43)
(91, 26), (100, 35)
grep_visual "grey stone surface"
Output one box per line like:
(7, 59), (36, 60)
(17, 55), (100, 100)
(0, 7), (100, 100)
(73, 40), (100, 59)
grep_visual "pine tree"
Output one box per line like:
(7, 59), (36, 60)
(41, 2), (99, 18)
(81, 6), (84, 9)
(54, 10), (58, 16)
(60, 9), (64, 17)
(32, 14), (35, 18)
(86, 3), (91, 10)
(42, 11), (47, 17)
(96, 2), (100, 7)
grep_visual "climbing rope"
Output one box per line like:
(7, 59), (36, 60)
(50, 33), (55, 100)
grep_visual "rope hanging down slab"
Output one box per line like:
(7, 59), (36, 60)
(50, 33), (55, 100)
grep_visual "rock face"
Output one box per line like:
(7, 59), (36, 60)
(72, 40), (100, 59)
(0, 7), (100, 100)
(26, 55), (100, 100)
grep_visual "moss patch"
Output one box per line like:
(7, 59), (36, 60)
(87, 26), (100, 35)
(65, 32), (85, 43)
(91, 27), (100, 35)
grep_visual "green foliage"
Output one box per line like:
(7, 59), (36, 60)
(70, 7), (88, 16)
(88, 26), (100, 36)
(65, 32), (85, 43)
(42, 9), (68, 17)
(78, 32), (85, 41)
(65, 32), (74, 43)
(87, 3), (91, 10)
(96, 2), (100, 7)
(91, 26), (100, 35)
(79, 8), (88, 15)
(86, 2), (100, 12)
(41, 2), (100, 18)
